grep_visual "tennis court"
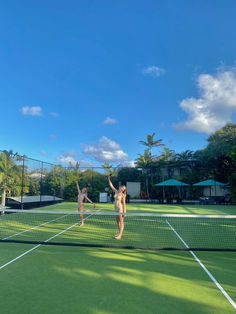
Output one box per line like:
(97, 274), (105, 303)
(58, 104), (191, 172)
(0, 203), (236, 314)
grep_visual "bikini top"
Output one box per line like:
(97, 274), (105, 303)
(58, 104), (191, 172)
(114, 193), (123, 202)
(78, 194), (85, 200)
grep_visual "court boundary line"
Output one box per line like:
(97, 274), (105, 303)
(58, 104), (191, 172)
(0, 211), (99, 271)
(2, 214), (69, 240)
(166, 219), (236, 310)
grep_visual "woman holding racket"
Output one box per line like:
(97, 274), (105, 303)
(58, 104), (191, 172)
(76, 181), (96, 226)
(108, 176), (126, 240)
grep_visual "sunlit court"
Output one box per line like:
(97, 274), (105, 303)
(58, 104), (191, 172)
(1, 1), (236, 313)
(0, 202), (236, 313)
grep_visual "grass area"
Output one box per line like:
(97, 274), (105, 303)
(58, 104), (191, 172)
(0, 202), (235, 313)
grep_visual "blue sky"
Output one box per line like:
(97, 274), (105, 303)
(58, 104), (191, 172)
(1, 1), (236, 166)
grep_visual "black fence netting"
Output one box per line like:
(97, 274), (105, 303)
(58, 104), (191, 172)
(0, 150), (232, 208)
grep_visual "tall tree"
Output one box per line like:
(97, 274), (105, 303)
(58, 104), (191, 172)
(195, 123), (236, 182)
(135, 150), (152, 198)
(206, 123), (236, 156)
(175, 150), (194, 162)
(229, 145), (236, 203)
(139, 132), (164, 156)
(0, 151), (21, 206)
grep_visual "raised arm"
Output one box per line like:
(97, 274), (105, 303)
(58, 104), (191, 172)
(108, 176), (118, 193)
(76, 181), (81, 194)
(85, 195), (95, 207)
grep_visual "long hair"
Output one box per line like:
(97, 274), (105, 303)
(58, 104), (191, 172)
(121, 185), (126, 200)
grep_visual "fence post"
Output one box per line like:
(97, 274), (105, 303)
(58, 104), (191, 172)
(40, 161), (43, 207)
(21, 156), (25, 210)
(91, 168), (94, 192)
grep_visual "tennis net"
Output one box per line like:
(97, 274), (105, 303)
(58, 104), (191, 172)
(0, 209), (236, 251)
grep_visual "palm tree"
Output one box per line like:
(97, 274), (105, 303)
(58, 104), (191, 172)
(102, 162), (117, 177)
(136, 150), (151, 167)
(175, 150), (195, 175)
(103, 162), (112, 176)
(138, 133), (165, 198)
(159, 147), (176, 162)
(139, 132), (164, 156)
(135, 150), (152, 198)
(175, 150), (194, 162)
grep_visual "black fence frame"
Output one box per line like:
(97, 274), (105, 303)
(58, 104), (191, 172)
(0, 150), (232, 208)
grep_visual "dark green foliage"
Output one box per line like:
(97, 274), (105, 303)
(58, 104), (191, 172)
(0, 151), (23, 204)
(1, 123), (236, 202)
(28, 179), (40, 195)
(135, 124), (236, 199)
(193, 125), (235, 184)
(117, 167), (141, 184)
(207, 123), (236, 154)
(229, 145), (236, 203)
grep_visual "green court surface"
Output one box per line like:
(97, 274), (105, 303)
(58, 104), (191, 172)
(0, 202), (236, 314)
(35, 202), (236, 215)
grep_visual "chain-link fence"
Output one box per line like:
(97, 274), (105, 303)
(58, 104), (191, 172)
(0, 150), (232, 208)
(0, 151), (68, 209)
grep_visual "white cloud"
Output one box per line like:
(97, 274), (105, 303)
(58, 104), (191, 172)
(49, 134), (57, 139)
(103, 117), (118, 125)
(57, 152), (97, 167)
(50, 112), (59, 117)
(84, 136), (129, 163)
(21, 106), (42, 116)
(58, 155), (77, 165)
(118, 160), (136, 168)
(63, 151), (78, 157)
(174, 67), (236, 134)
(57, 151), (78, 166)
(79, 160), (98, 168)
(142, 66), (165, 78)
(40, 151), (47, 156)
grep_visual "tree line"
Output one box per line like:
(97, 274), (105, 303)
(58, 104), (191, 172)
(1, 123), (236, 205)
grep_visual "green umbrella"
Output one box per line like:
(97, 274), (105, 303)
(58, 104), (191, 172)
(155, 179), (189, 186)
(193, 179), (226, 198)
(155, 179), (189, 201)
(193, 179), (226, 186)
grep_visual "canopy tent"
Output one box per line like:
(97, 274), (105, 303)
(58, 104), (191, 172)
(155, 179), (189, 202)
(193, 179), (226, 186)
(155, 179), (189, 186)
(193, 179), (226, 198)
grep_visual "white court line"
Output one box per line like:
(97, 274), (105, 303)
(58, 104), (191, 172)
(2, 214), (69, 240)
(0, 244), (41, 270)
(166, 220), (236, 310)
(0, 211), (98, 271)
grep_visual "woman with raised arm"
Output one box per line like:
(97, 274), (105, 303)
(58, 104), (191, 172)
(108, 176), (126, 240)
(76, 181), (96, 226)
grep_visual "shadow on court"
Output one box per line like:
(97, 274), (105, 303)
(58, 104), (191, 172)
(0, 244), (235, 314)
